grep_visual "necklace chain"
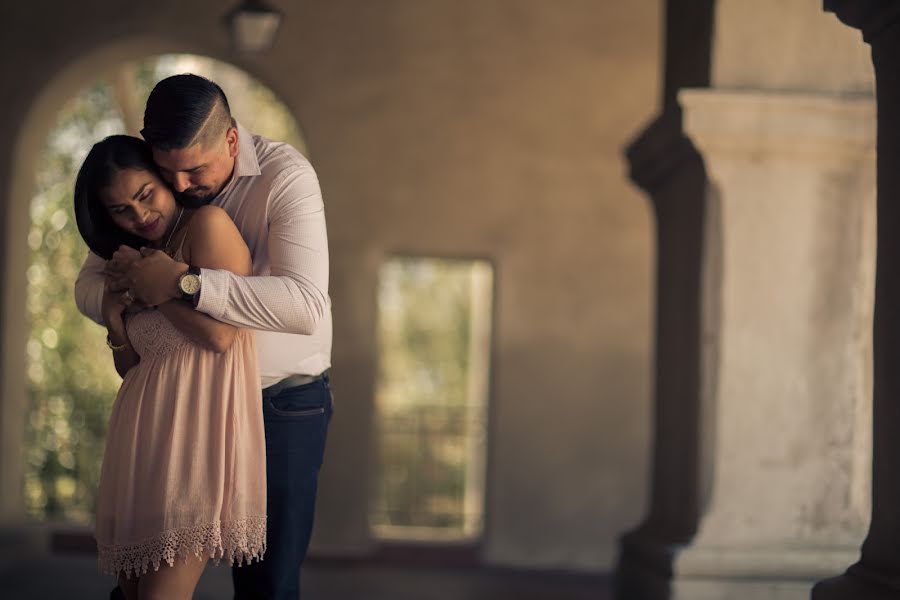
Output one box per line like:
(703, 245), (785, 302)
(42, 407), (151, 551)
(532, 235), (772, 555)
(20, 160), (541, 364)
(162, 206), (185, 254)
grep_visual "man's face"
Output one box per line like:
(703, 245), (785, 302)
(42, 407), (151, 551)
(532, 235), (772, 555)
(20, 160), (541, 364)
(151, 126), (239, 205)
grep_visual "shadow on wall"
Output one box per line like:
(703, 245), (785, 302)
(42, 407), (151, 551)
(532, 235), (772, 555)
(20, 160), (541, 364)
(614, 107), (714, 600)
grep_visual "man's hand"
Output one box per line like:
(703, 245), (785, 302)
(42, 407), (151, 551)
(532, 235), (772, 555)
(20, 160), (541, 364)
(102, 271), (150, 324)
(127, 248), (188, 307)
(105, 246), (142, 292)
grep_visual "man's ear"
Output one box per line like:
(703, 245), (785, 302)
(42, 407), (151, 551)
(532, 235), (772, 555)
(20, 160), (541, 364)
(226, 126), (239, 158)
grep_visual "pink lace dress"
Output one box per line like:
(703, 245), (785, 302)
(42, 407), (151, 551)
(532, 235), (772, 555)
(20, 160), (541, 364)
(94, 300), (266, 577)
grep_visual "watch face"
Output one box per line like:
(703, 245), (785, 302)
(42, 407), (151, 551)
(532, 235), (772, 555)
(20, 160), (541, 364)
(180, 274), (201, 295)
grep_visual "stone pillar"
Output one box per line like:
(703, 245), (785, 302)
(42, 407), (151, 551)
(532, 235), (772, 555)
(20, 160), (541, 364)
(814, 2), (900, 598)
(620, 89), (876, 600)
(619, 2), (879, 599)
(674, 89), (875, 599)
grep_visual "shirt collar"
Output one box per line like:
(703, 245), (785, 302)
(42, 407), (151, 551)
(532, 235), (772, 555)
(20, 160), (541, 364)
(233, 121), (262, 178)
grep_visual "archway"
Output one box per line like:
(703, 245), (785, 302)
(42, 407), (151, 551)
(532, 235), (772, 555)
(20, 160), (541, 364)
(1, 39), (306, 523)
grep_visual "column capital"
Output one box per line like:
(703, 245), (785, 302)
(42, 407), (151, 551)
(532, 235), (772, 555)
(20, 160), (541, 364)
(680, 89), (875, 166)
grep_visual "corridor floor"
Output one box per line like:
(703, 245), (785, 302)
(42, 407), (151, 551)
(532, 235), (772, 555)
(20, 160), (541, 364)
(0, 554), (613, 600)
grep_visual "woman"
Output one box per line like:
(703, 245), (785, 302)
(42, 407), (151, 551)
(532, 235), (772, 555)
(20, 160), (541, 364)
(73, 135), (266, 599)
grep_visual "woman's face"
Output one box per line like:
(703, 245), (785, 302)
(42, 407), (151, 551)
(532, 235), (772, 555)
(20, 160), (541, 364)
(101, 168), (179, 243)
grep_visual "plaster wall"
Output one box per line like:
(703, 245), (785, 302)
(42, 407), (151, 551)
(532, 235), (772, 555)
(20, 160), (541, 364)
(711, 0), (874, 95)
(0, 0), (660, 571)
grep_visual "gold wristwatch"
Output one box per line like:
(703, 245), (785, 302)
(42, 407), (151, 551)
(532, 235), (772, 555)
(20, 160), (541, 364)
(177, 266), (202, 306)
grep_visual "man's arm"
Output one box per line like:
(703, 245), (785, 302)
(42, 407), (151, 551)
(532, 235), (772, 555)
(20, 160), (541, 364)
(196, 165), (330, 335)
(125, 161), (330, 335)
(74, 251), (106, 325)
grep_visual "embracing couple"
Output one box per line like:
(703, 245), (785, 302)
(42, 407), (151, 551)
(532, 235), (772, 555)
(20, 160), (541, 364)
(73, 73), (333, 600)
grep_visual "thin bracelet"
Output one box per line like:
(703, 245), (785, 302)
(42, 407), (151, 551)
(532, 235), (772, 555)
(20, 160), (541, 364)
(106, 334), (128, 352)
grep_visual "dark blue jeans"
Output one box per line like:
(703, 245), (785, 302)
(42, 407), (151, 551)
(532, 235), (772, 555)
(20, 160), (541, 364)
(233, 374), (333, 599)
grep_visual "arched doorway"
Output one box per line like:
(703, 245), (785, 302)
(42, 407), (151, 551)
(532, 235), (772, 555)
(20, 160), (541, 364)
(8, 49), (306, 524)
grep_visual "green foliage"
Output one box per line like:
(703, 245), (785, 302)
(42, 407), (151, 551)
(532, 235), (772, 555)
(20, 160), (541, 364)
(24, 82), (124, 522)
(372, 259), (491, 535)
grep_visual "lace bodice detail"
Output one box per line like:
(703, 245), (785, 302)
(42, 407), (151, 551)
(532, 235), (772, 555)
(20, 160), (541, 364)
(123, 244), (194, 358)
(126, 309), (192, 358)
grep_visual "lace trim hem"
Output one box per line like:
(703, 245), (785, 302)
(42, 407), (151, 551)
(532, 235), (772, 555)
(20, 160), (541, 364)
(98, 516), (267, 578)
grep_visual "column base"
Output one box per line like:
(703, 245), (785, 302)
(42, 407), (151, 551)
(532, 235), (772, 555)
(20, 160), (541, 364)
(813, 571), (900, 600)
(617, 537), (860, 600)
(813, 559), (900, 600)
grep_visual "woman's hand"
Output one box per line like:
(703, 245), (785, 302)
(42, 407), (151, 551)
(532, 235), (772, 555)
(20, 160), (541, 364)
(104, 267), (146, 320)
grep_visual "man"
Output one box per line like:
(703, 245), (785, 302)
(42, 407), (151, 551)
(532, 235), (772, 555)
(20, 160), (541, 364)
(75, 74), (333, 600)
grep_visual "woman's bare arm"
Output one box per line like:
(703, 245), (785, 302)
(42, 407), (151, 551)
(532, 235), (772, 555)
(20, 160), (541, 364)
(103, 292), (140, 377)
(156, 205), (252, 353)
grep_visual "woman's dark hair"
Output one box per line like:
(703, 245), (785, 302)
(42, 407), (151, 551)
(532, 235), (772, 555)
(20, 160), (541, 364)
(73, 135), (162, 260)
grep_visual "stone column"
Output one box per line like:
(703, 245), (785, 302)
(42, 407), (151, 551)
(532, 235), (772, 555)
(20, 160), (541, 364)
(814, 2), (900, 598)
(673, 89), (875, 599)
(619, 2), (879, 598)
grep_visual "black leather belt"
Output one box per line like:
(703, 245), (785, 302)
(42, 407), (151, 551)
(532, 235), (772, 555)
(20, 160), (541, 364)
(262, 370), (329, 397)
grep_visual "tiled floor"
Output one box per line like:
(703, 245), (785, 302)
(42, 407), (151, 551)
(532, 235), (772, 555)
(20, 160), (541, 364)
(0, 554), (613, 600)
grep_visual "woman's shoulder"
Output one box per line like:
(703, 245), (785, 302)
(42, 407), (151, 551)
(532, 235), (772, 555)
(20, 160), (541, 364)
(186, 205), (238, 238)
(181, 204), (245, 265)
(192, 204), (231, 224)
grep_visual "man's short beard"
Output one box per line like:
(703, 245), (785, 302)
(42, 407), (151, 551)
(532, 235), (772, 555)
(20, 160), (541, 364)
(176, 190), (216, 208)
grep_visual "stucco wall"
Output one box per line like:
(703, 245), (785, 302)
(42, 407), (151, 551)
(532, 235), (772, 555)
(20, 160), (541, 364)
(711, 0), (874, 94)
(0, 0), (660, 571)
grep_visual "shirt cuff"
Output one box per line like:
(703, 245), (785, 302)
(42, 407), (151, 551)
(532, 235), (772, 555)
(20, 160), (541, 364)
(195, 268), (229, 320)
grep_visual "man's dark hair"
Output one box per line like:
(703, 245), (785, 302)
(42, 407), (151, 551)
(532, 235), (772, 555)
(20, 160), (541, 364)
(73, 135), (168, 260)
(141, 74), (235, 151)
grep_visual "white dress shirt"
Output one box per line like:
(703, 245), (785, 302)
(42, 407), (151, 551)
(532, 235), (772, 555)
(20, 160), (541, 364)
(74, 123), (332, 387)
